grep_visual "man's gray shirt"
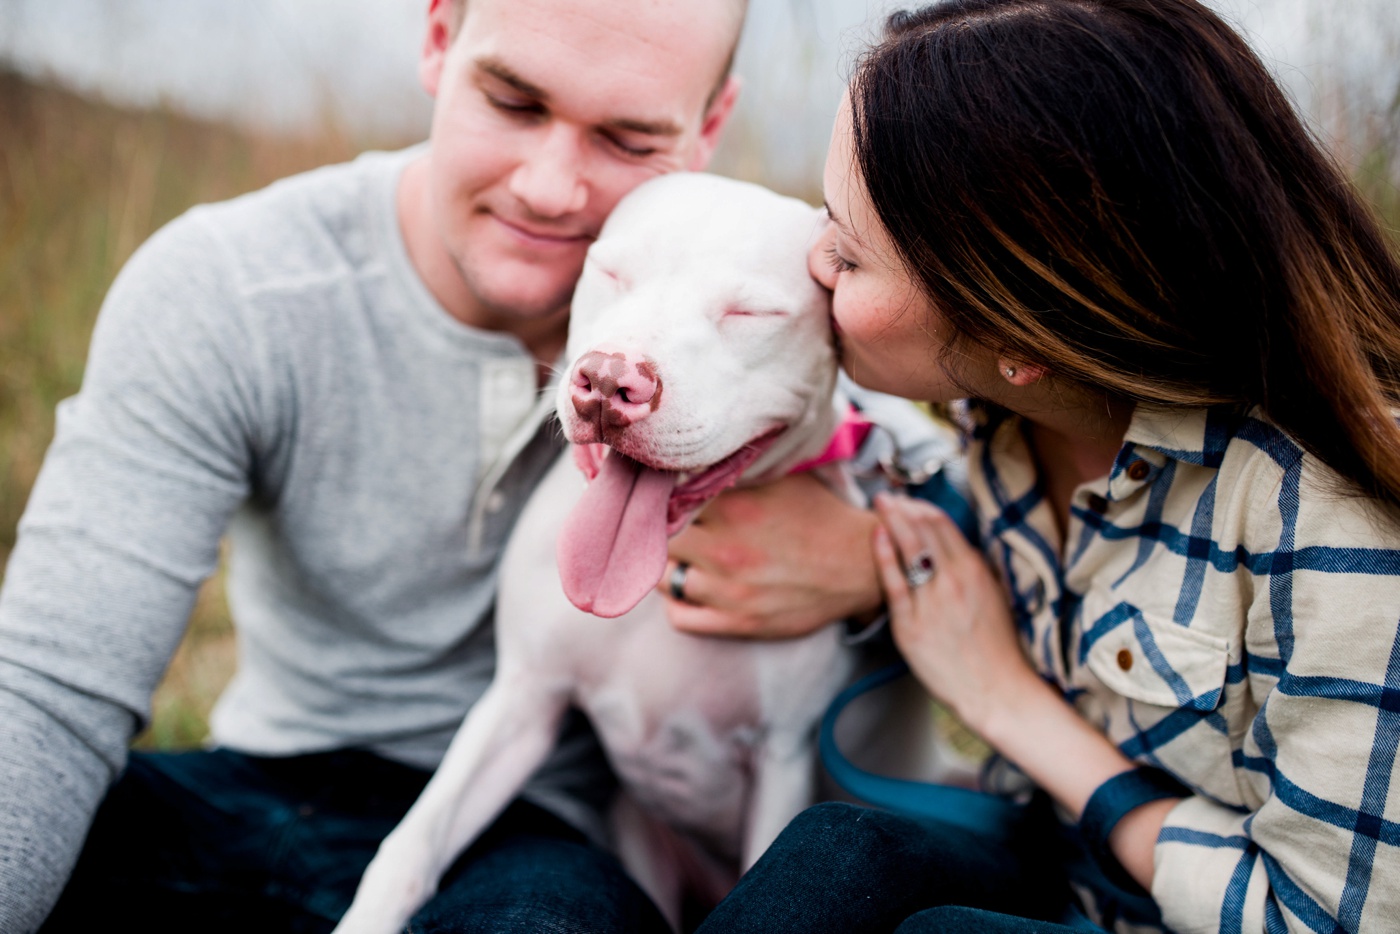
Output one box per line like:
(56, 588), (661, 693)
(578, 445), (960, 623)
(0, 147), (610, 933)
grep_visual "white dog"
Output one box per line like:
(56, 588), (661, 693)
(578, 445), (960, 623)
(335, 174), (869, 933)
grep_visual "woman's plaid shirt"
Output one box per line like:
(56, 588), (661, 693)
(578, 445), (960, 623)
(963, 402), (1400, 933)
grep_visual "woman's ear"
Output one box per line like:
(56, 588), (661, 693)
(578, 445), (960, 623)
(997, 358), (1047, 386)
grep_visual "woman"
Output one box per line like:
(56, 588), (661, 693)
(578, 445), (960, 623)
(692, 0), (1400, 931)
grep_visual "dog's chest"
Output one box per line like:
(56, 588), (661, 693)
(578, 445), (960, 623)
(572, 611), (768, 850)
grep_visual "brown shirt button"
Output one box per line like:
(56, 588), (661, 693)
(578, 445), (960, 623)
(1086, 493), (1109, 514)
(1127, 460), (1151, 481)
(1117, 648), (1134, 671)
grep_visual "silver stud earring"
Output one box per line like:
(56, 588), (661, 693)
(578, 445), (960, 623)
(1004, 365), (1017, 379)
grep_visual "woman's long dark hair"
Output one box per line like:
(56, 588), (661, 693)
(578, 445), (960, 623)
(852, 0), (1400, 507)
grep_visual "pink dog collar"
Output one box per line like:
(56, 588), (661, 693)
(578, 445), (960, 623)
(790, 405), (873, 474)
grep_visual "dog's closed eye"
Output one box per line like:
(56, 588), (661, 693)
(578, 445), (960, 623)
(583, 253), (630, 289)
(723, 307), (788, 319)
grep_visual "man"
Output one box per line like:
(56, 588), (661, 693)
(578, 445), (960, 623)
(0, 0), (888, 931)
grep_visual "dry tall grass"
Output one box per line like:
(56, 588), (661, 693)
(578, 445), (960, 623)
(0, 69), (387, 747)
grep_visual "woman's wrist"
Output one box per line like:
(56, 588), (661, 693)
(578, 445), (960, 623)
(969, 677), (1181, 892)
(958, 662), (1055, 742)
(972, 675), (1139, 812)
(1079, 767), (1186, 892)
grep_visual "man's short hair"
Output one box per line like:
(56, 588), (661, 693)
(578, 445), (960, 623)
(445, 0), (748, 108)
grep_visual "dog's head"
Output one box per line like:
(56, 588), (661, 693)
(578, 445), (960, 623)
(555, 172), (836, 617)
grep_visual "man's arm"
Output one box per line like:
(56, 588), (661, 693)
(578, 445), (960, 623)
(662, 472), (884, 638)
(0, 213), (256, 932)
(663, 386), (963, 640)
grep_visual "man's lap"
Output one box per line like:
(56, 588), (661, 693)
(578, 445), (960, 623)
(40, 747), (668, 934)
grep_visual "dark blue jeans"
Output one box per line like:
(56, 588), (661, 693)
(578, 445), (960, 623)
(694, 801), (1094, 934)
(39, 747), (670, 934)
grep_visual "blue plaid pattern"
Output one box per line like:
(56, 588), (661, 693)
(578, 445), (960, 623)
(960, 402), (1400, 934)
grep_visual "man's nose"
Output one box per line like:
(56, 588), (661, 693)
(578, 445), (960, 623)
(508, 124), (589, 219)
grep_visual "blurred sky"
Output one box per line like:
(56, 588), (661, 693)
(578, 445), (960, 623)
(2, 0), (1397, 193)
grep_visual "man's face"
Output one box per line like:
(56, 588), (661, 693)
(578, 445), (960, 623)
(415, 0), (740, 329)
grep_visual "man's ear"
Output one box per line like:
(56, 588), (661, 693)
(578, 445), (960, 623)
(419, 0), (456, 99)
(687, 76), (742, 171)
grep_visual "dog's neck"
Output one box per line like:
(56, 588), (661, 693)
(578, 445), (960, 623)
(738, 384), (851, 486)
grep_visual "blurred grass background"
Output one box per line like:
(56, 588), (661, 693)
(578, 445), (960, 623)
(0, 64), (1397, 750)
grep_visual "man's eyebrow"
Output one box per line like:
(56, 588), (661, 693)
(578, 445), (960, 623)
(606, 116), (683, 138)
(475, 55), (682, 138)
(476, 57), (549, 101)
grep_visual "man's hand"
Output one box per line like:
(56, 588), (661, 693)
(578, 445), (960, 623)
(660, 473), (883, 639)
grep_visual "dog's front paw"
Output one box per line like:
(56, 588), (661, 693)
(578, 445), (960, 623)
(332, 896), (418, 934)
(332, 863), (433, 934)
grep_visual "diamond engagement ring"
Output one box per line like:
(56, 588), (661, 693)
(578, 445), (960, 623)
(904, 552), (936, 589)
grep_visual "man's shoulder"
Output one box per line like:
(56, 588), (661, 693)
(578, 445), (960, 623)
(206, 145), (415, 217)
(97, 146), (422, 369)
(173, 145), (420, 286)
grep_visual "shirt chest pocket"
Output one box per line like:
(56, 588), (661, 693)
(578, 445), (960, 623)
(1077, 598), (1243, 800)
(1082, 601), (1229, 711)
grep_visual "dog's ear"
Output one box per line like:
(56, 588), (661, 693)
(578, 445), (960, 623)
(688, 77), (742, 172)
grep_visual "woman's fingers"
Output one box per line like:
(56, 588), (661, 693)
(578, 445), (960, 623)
(869, 493), (941, 644)
(874, 493), (965, 580)
(872, 493), (927, 570)
(872, 524), (911, 611)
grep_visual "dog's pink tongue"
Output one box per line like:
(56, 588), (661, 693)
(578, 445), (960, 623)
(558, 450), (677, 618)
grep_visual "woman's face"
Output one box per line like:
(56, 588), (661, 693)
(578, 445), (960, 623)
(809, 95), (994, 403)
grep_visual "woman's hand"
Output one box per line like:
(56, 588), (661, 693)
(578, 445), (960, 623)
(662, 473), (884, 639)
(874, 491), (1172, 890)
(872, 491), (1040, 731)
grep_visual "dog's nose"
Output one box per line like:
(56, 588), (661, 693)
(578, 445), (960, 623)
(570, 349), (662, 431)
